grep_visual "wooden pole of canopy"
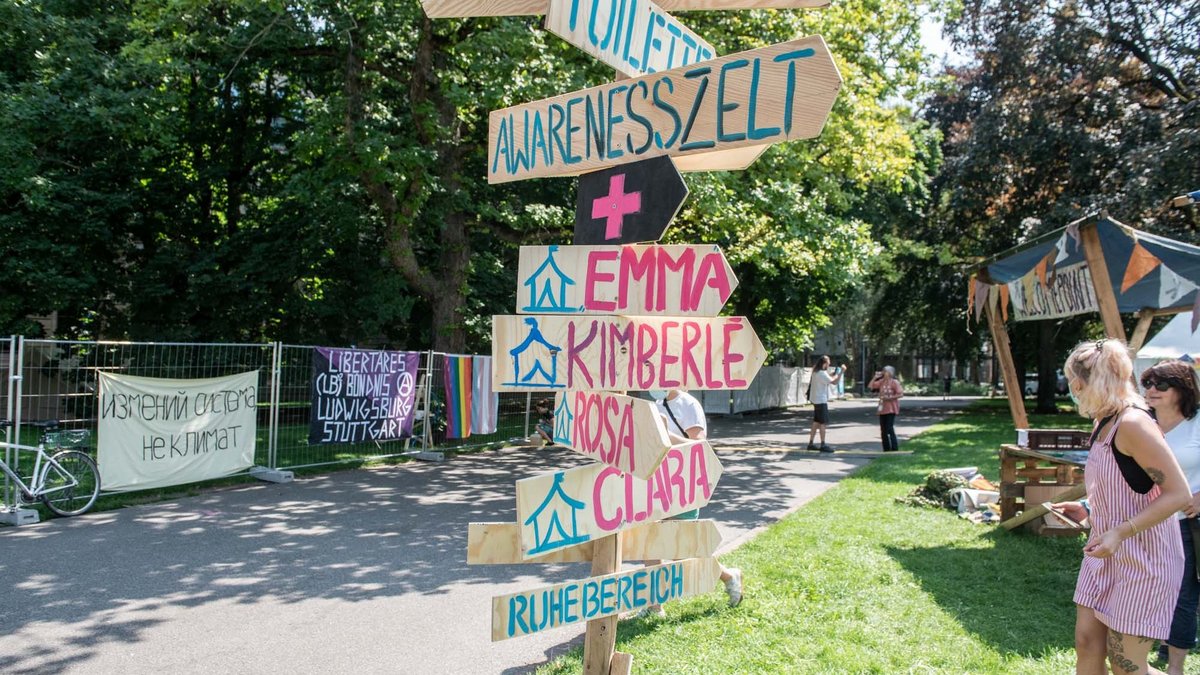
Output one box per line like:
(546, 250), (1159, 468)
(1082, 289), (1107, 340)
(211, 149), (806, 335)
(1129, 309), (1156, 352)
(985, 299), (1029, 429)
(1080, 223), (1127, 342)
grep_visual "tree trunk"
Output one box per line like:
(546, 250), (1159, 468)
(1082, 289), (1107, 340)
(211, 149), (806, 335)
(1035, 319), (1058, 414)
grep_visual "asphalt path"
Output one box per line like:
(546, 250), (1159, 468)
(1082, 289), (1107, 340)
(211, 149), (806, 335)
(0, 396), (973, 675)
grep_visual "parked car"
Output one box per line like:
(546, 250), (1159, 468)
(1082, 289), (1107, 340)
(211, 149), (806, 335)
(1022, 370), (1069, 396)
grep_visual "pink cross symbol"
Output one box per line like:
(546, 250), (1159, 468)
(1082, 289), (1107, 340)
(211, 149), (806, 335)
(591, 174), (642, 240)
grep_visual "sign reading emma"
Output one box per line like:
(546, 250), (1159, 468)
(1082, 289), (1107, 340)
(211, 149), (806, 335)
(516, 244), (737, 316)
(514, 439), (722, 559)
(551, 390), (671, 479)
(544, 0), (716, 78)
(488, 35), (841, 183)
(491, 314), (766, 391)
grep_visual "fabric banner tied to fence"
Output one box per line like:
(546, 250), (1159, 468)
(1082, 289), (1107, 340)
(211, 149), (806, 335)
(471, 355), (499, 435)
(97, 371), (258, 492)
(444, 355), (472, 438)
(309, 348), (420, 444)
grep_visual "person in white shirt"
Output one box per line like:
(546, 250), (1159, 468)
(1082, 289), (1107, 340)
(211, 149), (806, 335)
(1142, 361), (1200, 674)
(635, 389), (742, 618)
(807, 355), (847, 453)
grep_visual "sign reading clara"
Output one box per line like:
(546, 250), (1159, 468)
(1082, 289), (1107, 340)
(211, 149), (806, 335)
(488, 35), (841, 183)
(97, 371), (258, 492)
(309, 348), (421, 444)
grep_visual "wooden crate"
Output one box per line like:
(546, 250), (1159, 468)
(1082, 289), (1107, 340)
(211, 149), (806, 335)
(999, 444), (1086, 525)
(1026, 429), (1090, 450)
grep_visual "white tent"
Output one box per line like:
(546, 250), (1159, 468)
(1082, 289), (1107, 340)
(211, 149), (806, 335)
(1134, 312), (1200, 379)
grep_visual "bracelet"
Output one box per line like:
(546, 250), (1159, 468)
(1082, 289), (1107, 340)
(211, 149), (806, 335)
(1127, 519), (1139, 535)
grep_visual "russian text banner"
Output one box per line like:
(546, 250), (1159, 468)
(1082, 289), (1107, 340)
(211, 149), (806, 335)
(98, 371), (257, 492)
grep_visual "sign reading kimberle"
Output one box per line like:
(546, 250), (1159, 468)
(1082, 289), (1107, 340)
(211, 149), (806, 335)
(309, 348), (420, 444)
(97, 371), (257, 492)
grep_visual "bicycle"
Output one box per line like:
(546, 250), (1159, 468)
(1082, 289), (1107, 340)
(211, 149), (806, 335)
(0, 420), (101, 517)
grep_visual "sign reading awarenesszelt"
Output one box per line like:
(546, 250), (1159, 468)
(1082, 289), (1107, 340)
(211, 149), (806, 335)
(491, 314), (766, 391)
(514, 439), (722, 558)
(488, 36), (841, 183)
(545, 0), (716, 78)
(517, 244), (736, 316)
(491, 557), (721, 640)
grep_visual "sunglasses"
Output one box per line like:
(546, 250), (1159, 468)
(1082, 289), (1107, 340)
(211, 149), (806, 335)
(1141, 379), (1178, 392)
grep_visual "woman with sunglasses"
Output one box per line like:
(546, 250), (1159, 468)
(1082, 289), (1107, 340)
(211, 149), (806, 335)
(1141, 361), (1200, 675)
(1054, 339), (1190, 674)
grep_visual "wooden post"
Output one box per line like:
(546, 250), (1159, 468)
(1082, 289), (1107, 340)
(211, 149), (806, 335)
(985, 299), (1029, 430)
(1129, 308), (1155, 352)
(1080, 222), (1127, 343)
(582, 533), (622, 674)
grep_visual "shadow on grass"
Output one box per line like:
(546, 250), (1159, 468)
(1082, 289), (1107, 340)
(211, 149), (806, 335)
(885, 529), (1083, 658)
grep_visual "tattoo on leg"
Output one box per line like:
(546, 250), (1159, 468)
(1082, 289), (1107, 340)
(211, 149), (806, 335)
(1106, 630), (1148, 673)
(1145, 467), (1165, 485)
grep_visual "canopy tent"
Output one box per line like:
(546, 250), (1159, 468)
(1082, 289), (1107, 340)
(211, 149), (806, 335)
(968, 214), (1200, 429)
(1134, 311), (1200, 378)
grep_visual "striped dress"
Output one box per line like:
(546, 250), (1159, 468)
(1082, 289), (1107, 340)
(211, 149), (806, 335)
(1074, 408), (1184, 639)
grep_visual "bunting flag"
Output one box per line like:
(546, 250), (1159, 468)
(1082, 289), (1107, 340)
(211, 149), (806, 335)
(1053, 233), (1071, 265)
(443, 355), (473, 439)
(1034, 256), (1049, 289)
(1193, 294), (1200, 334)
(967, 276), (977, 317)
(1121, 242), (1162, 293)
(999, 284), (1010, 322)
(1066, 223), (1081, 251)
(470, 355), (499, 435)
(975, 282), (990, 323)
(1158, 263), (1198, 308)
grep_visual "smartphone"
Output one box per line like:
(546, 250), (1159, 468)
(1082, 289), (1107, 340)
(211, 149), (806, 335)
(1042, 502), (1084, 528)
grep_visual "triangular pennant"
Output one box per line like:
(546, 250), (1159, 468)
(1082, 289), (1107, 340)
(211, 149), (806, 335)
(1066, 223), (1081, 251)
(1054, 234), (1070, 264)
(1158, 264), (1199, 307)
(1021, 272), (1036, 303)
(1035, 257), (1049, 289)
(967, 276), (977, 317)
(999, 284), (1010, 323)
(1193, 294), (1200, 333)
(975, 282), (990, 323)
(1121, 242), (1162, 293)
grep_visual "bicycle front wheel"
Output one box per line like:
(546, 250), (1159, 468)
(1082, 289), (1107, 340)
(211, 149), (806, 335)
(40, 450), (101, 517)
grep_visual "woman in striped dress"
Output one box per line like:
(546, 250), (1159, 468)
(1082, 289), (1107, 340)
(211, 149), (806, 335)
(1056, 339), (1190, 674)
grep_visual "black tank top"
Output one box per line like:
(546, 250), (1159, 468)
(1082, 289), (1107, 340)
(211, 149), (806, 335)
(1090, 408), (1155, 495)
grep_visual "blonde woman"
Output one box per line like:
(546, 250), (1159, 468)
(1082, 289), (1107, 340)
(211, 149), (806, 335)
(1055, 339), (1190, 674)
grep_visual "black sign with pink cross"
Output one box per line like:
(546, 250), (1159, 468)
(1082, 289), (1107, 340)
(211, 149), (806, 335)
(572, 156), (688, 246)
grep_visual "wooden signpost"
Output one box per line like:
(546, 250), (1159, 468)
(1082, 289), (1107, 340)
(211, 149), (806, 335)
(488, 35), (842, 183)
(421, 0), (840, 666)
(514, 439), (723, 558)
(423, 0), (830, 19)
(467, 518), (721, 564)
(491, 557), (721, 641)
(545, 0), (716, 78)
(491, 314), (767, 391)
(573, 156), (688, 245)
(516, 244), (737, 315)
(551, 390), (672, 479)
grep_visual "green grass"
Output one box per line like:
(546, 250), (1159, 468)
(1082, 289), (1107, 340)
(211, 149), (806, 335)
(536, 403), (1197, 674)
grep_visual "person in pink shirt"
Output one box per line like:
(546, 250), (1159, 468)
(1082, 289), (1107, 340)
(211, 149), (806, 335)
(1054, 339), (1191, 673)
(868, 366), (903, 452)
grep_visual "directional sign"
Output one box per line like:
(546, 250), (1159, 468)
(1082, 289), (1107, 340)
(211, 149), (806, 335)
(491, 314), (766, 391)
(467, 519), (722, 564)
(514, 439), (722, 558)
(545, 0), (716, 79)
(516, 244), (736, 316)
(574, 157), (688, 245)
(424, 0), (830, 18)
(550, 390), (671, 479)
(488, 35), (842, 184)
(491, 557), (721, 640)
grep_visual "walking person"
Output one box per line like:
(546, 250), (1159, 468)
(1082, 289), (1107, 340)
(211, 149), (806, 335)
(1052, 340), (1191, 674)
(869, 366), (903, 452)
(942, 373), (952, 400)
(636, 389), (742, 617)
(1140, 361), (1200, 674)
(807, 356), (846, 453)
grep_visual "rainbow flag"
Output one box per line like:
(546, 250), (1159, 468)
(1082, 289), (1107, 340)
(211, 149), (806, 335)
(443, 355), (473, 438)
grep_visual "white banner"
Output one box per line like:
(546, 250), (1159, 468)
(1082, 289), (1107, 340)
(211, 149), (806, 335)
(1007, 261), (1099, 321)
(98, 371), (258, 492)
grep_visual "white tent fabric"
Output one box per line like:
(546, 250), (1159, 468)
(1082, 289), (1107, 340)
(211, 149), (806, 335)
(1134, 312), (1200, 379)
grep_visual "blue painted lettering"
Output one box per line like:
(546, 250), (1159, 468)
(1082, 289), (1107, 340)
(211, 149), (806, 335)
(680, 67), (713, 151)
(717, 59), (749, 142)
